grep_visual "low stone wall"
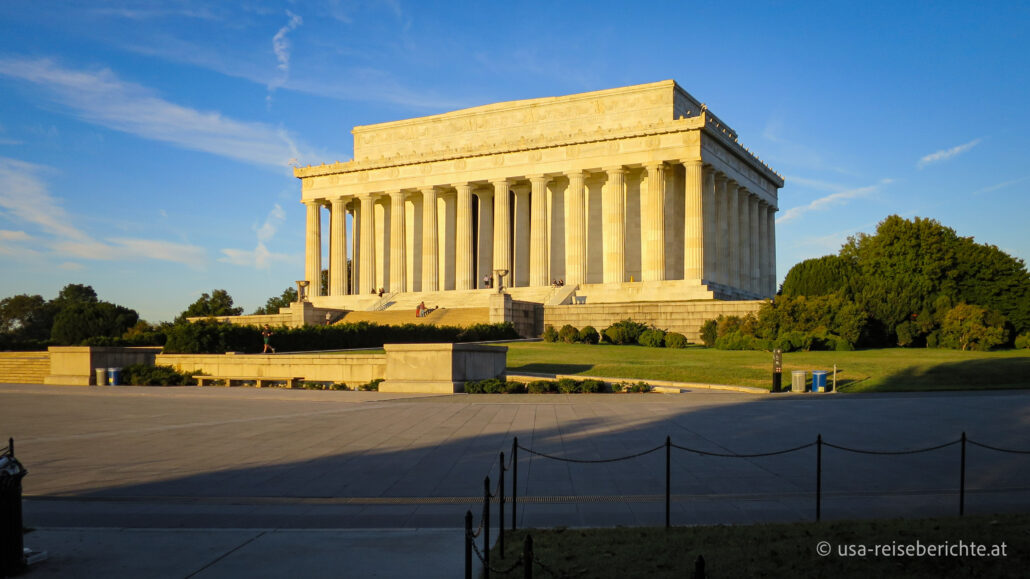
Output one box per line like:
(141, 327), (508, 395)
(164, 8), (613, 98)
(0, 351), (50, 384)
(381, 343), (507, 393)
(156, 351), (387, 385)
(45, 346), (163, 385)
(489, 293), (541, 338)
(543, 300), (766, 342)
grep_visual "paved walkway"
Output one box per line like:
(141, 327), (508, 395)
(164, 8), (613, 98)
(3, 383), (1030, 577)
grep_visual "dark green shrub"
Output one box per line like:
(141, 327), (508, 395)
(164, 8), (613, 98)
(603, 319), (648, 345)
(504, 381), (527, 394)
(665, 332), (688, 348)
(627, 381), (652, 393)
(938, 304), (1007, 351)
(464, 380), (486, 394)
(773, 331), (806, 352)
(578, 326), (600, 344)
(556, 378), (580, 393)
(121, 363), (195, 386)
(1016, 333), (1030, 349)
(637, 328), (666, 348)
(483, 379), (507, 394)
(926, 331), (941, 348)
(558, 324), (579, 343)
(331, 382), (349, 391)
(716, 331), (759, 351)
(579, 379), (604, 393)
(542, 325), (559, 342)
(699, 320), (718, 347)
(359, 378), (383, 391)
(527, 380), (555, 394)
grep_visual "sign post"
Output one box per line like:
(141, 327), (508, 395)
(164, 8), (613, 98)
(772, 349), (783, 393)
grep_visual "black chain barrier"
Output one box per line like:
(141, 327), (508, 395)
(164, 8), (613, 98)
(467, 432), (1030, 577)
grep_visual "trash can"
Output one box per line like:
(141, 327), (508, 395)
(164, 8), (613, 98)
(811, 370), (828, 393)
(0, 445), (28, 576)
(108, 367), (121, 386)
(95, 367), (107, 386)
(791, 370), (807, 392)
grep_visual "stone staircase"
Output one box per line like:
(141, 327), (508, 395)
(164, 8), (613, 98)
(339, 307), (489, 327)
(0, 352), (50, 384)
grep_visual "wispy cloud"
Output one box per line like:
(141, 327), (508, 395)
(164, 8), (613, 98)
(268, 10), (303, 104)
(0, 56), (313, 167)
(777, 179), (893, 226)
(972, 176), (1030, 195)
(219, 204), (290, 269)
(917, 138), (982, 169)
(0, 156), (207, 268)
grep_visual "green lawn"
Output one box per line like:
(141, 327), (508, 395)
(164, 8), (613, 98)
(503, 342), (1030, 392)
(486, 514), (1028, 578)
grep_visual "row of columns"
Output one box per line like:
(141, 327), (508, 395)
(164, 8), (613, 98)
(304, 162), (776, 298)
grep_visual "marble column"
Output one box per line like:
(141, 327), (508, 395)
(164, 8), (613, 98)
(767, 204), (777, 296)
(455, 183), (474, 290)
(477, 189), (494, 288)
(421, 187), (439, 292)
(529, 175), (550, 286)
(304, 200), (322, 297)
(702, 167), (717, 284)
(714, 174), (729, 286)
(726, 181), (740, 289)
(564, 171), (586, 286)
(358, 195), (375, 294)
(758, 200), (769, 297)
(641, 162), (666, 281)
(513, 184), (530, 287)
(329, 197), (348, 296)
(602, 166), (626, 284)
(491, 179), (511, 288)
(749, 195), (760, 294)
(683, 160), (704, 281)
(739, 189), (752, 295)
(389, 191), (406, 293)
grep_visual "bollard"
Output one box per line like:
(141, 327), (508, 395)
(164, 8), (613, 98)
(665, 435), (671, 528)
(512, 437), (518, 531)
(464, 510), (473, 579)
(484, 476), (491, 579)
(0, 438), (28, 577)
(693, 554), (706, 579)
(499, 451), (505, 557)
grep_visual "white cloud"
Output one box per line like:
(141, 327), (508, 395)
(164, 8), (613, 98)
(917, 138), (982, 169)
(0, 56), (314, 167)
(58, 261), (85, 271)
(0, 230), (31, 241)
(273, 11), (303, 78)
(777, 179), (893, 226)
(972, 176), (1030, 196)
(219, 204), (290, 269)
(0, 155), (207, 267)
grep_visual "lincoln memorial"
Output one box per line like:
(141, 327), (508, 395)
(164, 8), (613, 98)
(291, 80), (783, 336)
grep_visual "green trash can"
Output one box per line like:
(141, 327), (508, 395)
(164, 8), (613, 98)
(791, 370), (807, 392)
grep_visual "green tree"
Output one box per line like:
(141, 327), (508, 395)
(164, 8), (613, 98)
(175, 289), (243, 324)
(252, 287), (298, 315)
(780, 254), (856, 297)
(51, 301), (139, 345)
(938, 303), (1008, 351)
(0, 294), (51, 340)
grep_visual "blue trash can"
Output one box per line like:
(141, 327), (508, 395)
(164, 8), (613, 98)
(812, 370), (828, 393)
(108, 367), (121, 386)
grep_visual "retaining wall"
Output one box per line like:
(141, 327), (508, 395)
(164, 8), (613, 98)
(0, 351), (50, 384)
(543, 300), (765, 342)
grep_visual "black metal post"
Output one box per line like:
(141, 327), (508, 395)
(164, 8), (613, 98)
(465, 510), (473, 579)
(665, 435), (671, 528)
(484, 476), (491, 579)
(960, 431), (966, 516)
(523, 534), (533, 579)
(7, 437), (12, 456)
(816, 434), (822, 522)
(499, 451), (505, 557)
(512, 437), (518, 531)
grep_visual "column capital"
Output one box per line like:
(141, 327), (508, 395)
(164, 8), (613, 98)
(489, 178), (509, 187)
(713, 172), (728, 185)
(452, 181), (474, 192)
(680, 158), (703, 169)
(603, 165), (627, 175)
(643, 160), (666, 170)
(527, 174), (550, 185)
(330, 196), (348, 207)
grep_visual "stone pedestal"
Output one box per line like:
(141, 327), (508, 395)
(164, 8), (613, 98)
(379, 343), (508, 393)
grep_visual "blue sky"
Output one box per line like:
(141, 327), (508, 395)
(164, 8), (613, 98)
(1, 1), (1028, 322)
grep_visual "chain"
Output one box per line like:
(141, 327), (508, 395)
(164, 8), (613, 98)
(967, 439), (1030, 455)
(518, 443), (664, 463)
(671, 440), (816, 458)
(823, 439), (960, 455)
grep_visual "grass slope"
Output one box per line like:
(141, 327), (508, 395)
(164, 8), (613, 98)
(504, 343), (1030, 392)
(487, 514), (1028, 578)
